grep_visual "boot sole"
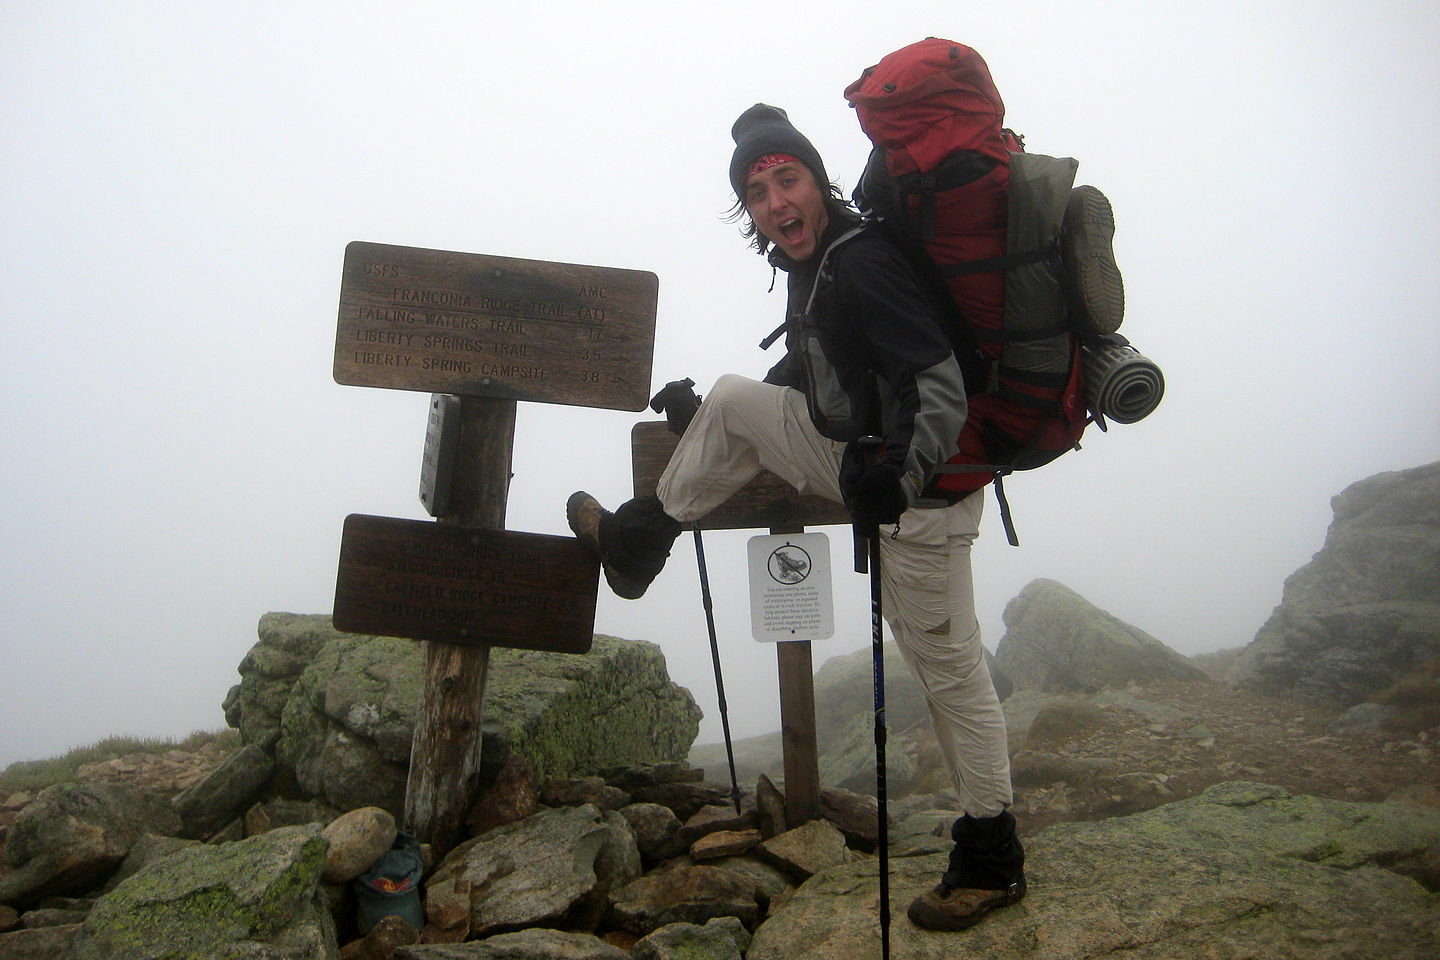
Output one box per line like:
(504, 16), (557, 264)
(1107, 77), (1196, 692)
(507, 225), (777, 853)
(1064, 185), (1125, 336)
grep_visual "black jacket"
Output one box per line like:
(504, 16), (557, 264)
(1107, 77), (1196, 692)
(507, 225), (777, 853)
(764, 212), (969, 504)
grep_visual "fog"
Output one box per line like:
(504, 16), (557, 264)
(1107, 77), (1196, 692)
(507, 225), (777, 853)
(2, 0), (1437, 768)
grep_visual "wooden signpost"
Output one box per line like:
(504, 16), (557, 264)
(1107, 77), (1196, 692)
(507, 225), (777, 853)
(332, 243), (656, 854)
(631, 420), (849, 827)
(333, 237), (848, 850)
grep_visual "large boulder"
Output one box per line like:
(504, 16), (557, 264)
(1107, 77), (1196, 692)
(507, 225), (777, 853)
(60, 823), (337, 960)
(1230, 461), (1440, 705)
(0, 782), (181, 907)
(225, 614), (703, 816)
(745, 781), (1440, 960)
(995, 579), (1208, 692)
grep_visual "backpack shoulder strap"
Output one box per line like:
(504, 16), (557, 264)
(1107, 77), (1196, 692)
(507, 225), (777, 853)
(804, 225), (869, 314)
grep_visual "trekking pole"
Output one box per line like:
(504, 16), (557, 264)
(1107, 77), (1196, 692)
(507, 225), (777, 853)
(693, 524), (744, 815)
(853, 437), (891, 960)
(868, 525), (891, 960)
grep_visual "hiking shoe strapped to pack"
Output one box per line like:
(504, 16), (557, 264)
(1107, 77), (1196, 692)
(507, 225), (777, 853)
(566, 491), (680, 601)
(906, 875), (1027, 931)
(1062, 184), (1125, 337)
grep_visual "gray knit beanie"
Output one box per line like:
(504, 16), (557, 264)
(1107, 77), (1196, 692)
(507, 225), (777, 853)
(728, 103), (828, 200)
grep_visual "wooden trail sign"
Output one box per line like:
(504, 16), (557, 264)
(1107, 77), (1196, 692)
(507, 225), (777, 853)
(335, 241), (658, 411)
(333, 514), (598, 653)
(631, 419), (848, 825)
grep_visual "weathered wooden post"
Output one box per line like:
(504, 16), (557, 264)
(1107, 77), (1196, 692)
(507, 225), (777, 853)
(331, 241), (656, 855)
(631, 421), (848, 826)
(402, 395), (513, 851)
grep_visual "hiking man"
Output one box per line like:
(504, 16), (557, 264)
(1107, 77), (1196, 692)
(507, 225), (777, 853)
(567, 103), (1026, 930)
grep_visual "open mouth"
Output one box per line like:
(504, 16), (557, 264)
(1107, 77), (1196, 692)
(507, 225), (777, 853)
(780, 218), (805, 245)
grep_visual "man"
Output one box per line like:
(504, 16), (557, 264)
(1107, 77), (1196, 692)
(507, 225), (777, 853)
(567, 103), (1025, 930)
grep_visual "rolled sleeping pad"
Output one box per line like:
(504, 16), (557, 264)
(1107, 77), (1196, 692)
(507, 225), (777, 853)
(1082, 336), (1164, 424)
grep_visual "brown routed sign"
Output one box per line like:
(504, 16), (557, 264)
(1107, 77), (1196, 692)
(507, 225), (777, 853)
(333, 514), (598, 653)
(335, 241), (657, 411)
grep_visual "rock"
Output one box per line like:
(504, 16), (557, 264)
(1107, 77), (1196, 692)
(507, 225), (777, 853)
(817, 706), (918, 796)
(0, 904), (17, 931)
(394, 927), (628, 958)
(171, 742), (275, 839)
(676, 803), (756, 847)
(691, 829), (761, 861)
(0, 923), (80, 958)
(476, 635), (706, 788)
(602, 762), (705, 792)
(341, 913), (420, 959)
(1230, 461), (1440, 705)
(617, 803), (684, 864)
(996, 579), (1209, 692)
(322, 807), (397, 884)
(424, 804), (639, 938)
(753, 819), (852, 882)
(225, 612), (347, 749)
(755, 774), (787, 839)
(20, 906), (89, 927)
(245, 797), (340, 838)
(702, 856), (794, 907)
(744, 782), (1440, 960)
(95, 835), (199, 895)
(619, 781), (732, 822)
(632, 916), (751, 960)
(540, 777), (630, 811)
(226, 615), (703, 818)
(690, 641), (996, 800)
(420, 876), (470, 942)
(61, 823), (337, 960)
(818, 786), (883, 853)
(807, 642), (929, 795)
(0, 782), (181, 906)
(465, 755), (538, 837)
(1328, 702), (1401, 735)
(606, 865), (763, 936)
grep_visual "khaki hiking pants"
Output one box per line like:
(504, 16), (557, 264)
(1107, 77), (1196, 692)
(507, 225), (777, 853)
(657, 374), (1014, 818)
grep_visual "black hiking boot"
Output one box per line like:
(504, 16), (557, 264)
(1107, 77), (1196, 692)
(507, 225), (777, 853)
(1062, 184), (1125, 336)
(566, 491), (681, 600)
(908, 809), (1026, 931)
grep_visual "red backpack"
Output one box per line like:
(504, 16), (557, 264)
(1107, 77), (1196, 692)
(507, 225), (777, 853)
(845, 38), (1089, 542)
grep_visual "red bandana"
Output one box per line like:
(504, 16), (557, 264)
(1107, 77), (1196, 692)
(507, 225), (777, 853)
(747, 153), (802, 177)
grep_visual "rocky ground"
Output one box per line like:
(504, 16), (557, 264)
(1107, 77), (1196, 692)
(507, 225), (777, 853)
(9, 673), (1432, 851)
(1000, 677), (1439, 836)
(0, 739), (233, 845)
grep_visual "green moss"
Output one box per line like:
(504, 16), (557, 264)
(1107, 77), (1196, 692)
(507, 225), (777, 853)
(72, 826), (328, 959)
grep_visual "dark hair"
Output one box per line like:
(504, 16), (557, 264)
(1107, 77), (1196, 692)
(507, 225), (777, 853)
(725, 179), (853, 256)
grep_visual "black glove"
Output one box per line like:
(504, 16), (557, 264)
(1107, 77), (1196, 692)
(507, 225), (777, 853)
(840, 443), (910, 528)
(649, 378), (703, 437)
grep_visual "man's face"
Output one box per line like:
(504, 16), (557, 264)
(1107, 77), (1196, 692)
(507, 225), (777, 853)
(744, 161), (830, 262)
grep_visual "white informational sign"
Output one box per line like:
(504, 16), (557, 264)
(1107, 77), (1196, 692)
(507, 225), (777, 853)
(747, 532), (834, 643)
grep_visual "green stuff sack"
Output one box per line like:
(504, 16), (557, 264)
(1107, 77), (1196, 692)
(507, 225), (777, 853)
(353, 831), (424, 933)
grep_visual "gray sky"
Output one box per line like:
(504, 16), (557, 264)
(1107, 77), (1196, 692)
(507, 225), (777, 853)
(3, 1), (1437, 768)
